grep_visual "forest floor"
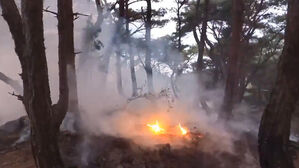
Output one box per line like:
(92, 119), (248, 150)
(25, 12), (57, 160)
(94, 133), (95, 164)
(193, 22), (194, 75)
(0, 116), (298, 168)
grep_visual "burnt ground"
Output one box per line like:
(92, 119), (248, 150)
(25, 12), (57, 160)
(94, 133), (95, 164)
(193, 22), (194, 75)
(0, 117), (298, 168)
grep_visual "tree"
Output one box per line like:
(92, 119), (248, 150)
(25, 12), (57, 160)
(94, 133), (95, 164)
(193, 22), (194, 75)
(174, 0), (188, 52)
(195, 0), (209, 71)
(126, 0), (138, 97)
(222, 0), (244, 118)
(58, 0), (79, 114)
(258, 0), (299, 167)
(145, 0), (154, 93)
(115, 0), (125, 95)
(0, 0), (71, 167)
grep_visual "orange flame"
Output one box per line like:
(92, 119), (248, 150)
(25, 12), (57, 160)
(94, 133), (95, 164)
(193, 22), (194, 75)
(147, 120), (165, 135)
(178, 123), (188, 135)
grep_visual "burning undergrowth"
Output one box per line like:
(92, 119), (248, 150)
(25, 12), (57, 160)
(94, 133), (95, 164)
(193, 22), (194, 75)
(75, 85), (260, 168)
(81, 94), (227, 147)
(0, 88), (260, 168)
(72, 9), (261, 166)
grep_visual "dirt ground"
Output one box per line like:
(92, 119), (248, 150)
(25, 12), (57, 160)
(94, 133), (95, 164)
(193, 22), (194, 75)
(0, 142), (34, 168)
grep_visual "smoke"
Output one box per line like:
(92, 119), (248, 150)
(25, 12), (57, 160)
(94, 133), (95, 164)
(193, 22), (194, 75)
(0, 0), (261, 167)
(74, 5), (259, 160)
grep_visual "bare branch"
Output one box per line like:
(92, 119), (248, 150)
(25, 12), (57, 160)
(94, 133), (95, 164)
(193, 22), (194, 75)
(130, 23), (145, 36)
(73, 12), (89, 17)
(74, 51), (82, 55)
(0, 72), (23, 94)
(73, 12), (89, 20)
(109, 0), (119, 11)
(8, 92), (23, 101)
(43, 6), (58, 16)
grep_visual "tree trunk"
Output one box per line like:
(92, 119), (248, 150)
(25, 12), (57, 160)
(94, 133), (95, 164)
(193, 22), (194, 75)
(258, 0), (299, 167)
(176, 0), (182, 51)
(116, 49), (124, 95)
(196, 0), (209, 71)
(126, 1), (138, 97)
(21, 0), (67, 167)
(0, 0), (27, 88)
(2, 0), (70, 167)
(222, 0), (244, 118)
(115, 0), (125, 95)
(58, 0), (79, 113)
(129, 46), (137, 96)
(145, 0), (154, 93)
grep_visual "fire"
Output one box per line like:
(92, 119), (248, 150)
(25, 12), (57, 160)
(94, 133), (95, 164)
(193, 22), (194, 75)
(147, 120), (189, 136)
(178, 123), (188, 135)
(147, 120), (165, 134)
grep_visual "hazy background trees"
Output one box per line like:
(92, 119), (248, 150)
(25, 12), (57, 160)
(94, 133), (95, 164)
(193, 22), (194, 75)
(1, 0), (299, 167)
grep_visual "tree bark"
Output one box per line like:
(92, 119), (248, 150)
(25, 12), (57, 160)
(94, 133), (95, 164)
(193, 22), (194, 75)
(2, 0), (71, 167)
(0, 0), (27, 87)
(258, 0), (299, 167)
(222, 0), (244, 118)
(126, 0), (138, 97)
(115, 0), (125, 95)
(116, 49), (124, 95)
(176, 0), (184, 51)
(57, 0), (79, 113)
(21, 0), (66, 167)
(196, 0), (209, 71)
(145, 0), (154, 93)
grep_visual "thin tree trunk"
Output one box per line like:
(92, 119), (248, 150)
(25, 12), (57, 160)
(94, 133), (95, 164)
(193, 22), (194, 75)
(193, 27), (201, 68)
(145, 0), (154, 93)
(95, 0), (103, 27)
(236, 73), (246, 103)
(58, 0), (79, 113)
(115, 0), (125, 95)
(196, 0), (209, 71)
(126, 0), (138, 97)
(129, 46), (137, 96)
(116, 49), (123, 95)
(222, 0), (244, 118)
(171, 71), (179, 98)
(258, 0), (299, 167)
(176, 1), (182, 51)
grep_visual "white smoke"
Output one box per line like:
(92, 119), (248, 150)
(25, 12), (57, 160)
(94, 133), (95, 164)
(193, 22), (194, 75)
(0, 1), (262, 167)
